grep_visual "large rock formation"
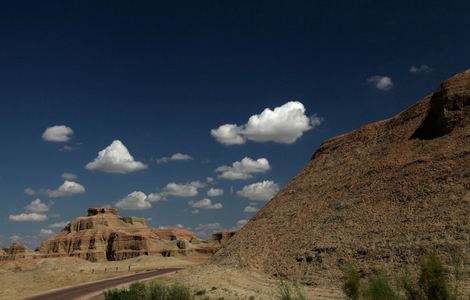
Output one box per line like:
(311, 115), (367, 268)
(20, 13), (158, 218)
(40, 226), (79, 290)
(38, 208), (212, 262)
(212, 71), (470, 283)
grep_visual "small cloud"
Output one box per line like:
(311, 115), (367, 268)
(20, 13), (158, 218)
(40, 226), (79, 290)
(244, 205), (259, 213)
(146, 193), (162, 202)
(161, 181), (204, 198)
(235, 219), (248, 229)
(85, 140), (147, 174)
(188, 198), (223, 209)
(210, 124), (246, 145)
(39, 229), (54, 237)
(45, 180), (86, 198)
(61, 172), (77, 180)
(191, 209), (200, 214)
(176, 224), (184, 228)
(367, 75), (393, 91)
(25, 199), (49, 213)
(157, 153), (193, 164)
(42, 125), (74, 142)
(24, 187), (35, 196)
(9, 213), (48, 222)
(409, 64), (432, 73)
(10, 235), (23, 242)
(216, 157), (271, 180)
(60, 145), (74, 152)
(48, 221), (69, 229)
(237, 180), (280, 201)
(207, 188), (224, 197)
(211, 101), (320, 145)
(206, 177), (214, 184)
(194, 222), (224, 239)
(115, 191), (152, 210)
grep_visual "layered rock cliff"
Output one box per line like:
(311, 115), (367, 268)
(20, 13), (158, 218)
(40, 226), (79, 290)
(38, 208), (213, 262)
(211, 71), (470, 283)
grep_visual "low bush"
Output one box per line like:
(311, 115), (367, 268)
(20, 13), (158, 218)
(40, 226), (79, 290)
(342, 254), (464, 300)
(105, 280), (192, 300)
(278, 279), (306, 300)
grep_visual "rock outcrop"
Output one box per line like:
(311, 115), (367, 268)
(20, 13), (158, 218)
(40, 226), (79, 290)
(38, 208), (212, 262)
(212, 231), (237, 244)
(211, 71), (470, 283)
(0, 243), (35, 261)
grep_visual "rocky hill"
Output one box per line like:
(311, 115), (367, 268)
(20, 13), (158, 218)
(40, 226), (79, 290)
(32, 208), (215, 262)
(211, 71), (470, 283)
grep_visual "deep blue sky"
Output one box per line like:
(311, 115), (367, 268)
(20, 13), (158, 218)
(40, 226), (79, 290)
(1, 1), (469, 247)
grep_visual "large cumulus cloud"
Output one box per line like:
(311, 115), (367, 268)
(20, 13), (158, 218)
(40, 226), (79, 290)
(211, 101), (321, 145)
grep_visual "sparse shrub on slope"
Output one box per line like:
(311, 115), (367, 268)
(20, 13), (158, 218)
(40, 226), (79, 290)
(278, 279), (306, 300)
(418, 254), (454, 300)
(342, 254), (465, 300)
(343, 266), (361, 300)
(362, 272), (399, 300)
(104, 280), (192, 300)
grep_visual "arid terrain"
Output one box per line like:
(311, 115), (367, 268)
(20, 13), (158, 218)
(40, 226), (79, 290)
(1, 71), (469, 300)
(0, 255), (206, 299)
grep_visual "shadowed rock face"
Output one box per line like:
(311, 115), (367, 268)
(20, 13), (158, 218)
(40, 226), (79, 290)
(38, 208), (201, 262)
(211, 71), (470, 284)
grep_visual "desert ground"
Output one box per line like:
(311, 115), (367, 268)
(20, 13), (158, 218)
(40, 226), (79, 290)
(0, 254), (345, 300)
(0, 254), (205, 299)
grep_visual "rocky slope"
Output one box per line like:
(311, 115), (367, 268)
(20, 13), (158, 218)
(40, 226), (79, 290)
(35, 208), (215, 262)
(212, 71), (470, 283)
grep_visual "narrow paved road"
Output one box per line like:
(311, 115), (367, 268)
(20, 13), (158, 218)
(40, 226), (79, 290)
(23, 268), (182, 300)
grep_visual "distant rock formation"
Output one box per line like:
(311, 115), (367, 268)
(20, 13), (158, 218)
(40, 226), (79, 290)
(211, 71), (470, 284)
(212, 231), (237, 244)
(0, 243), (35, 261)
(26, 208), (216, 262)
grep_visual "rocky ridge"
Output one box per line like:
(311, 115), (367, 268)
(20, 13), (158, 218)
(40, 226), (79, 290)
(211, 71), (470, 283)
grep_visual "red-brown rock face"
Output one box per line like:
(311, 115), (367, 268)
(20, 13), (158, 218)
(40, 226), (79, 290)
(212, 71), (470, 283)
(38, 208), (202, 262)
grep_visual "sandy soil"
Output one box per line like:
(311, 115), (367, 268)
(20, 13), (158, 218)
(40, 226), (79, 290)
(170, 264), (345, 299)
(0, 254), (207, 300)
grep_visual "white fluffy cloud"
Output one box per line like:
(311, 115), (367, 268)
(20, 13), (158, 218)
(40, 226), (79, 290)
(42, 125), (74, 142)
(211, 124), (246, 145)
(161, 181), (205, 198)
(235, 219), (248, 229)
(188, 198), (223, 210)
(244, 205), (259, 213)
(61, 172), (77, 180)
(25, 199), (49, 213)
(46, 181), (86, 198)
(85, 140), (147, 174)
(409, 64), (432, 73)
(25, 181), (86, 198)
(367, 75), (393, 91)
(216, 157), (271, 180)
(157, 153), (193, 164)
(207, 188), (224, 197)
(211, 101), (319, 145)
(146, 193), (162, 202)
(194, 222), (224, 239)
(49, 221), (69, 229)
(39, 229), (54, 237)
(9, 213), (48, 222)
(24, 188), (35, 196)
(237, 180), (280, 201)
(115, 191), (152, 210)
(114, 190), (163, 210)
